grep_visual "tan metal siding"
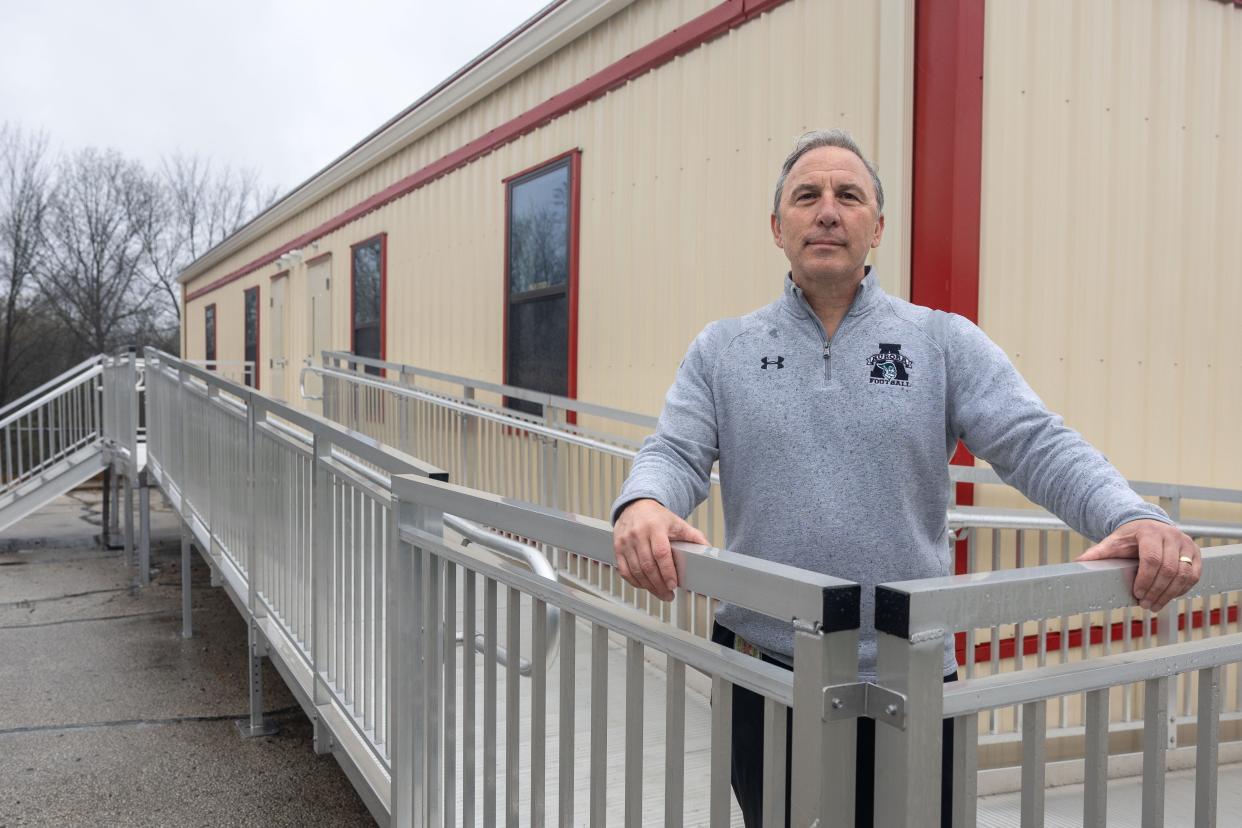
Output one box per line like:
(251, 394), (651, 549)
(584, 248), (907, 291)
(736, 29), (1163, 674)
(185, 0), (903, 433)
(978, 0), (1242, 497)
(183, 0), (717, 296)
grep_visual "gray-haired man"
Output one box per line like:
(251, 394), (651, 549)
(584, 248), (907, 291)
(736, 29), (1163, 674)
(611, 129), (1201, 826)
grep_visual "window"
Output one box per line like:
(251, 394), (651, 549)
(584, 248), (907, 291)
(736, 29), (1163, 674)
(351, 234), (386, 376)
(204, 304), (216, 367)
(504, 151), (579, 417)
(243, 286), (260, 388)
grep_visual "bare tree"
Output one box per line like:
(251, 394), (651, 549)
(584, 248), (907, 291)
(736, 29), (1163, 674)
(144, 153), (279, 321)
(0, 124), (53, 401)
(38, 147), (162, 356)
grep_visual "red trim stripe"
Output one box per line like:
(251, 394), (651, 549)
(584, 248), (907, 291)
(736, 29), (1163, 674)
(185, 0), (792, 304)
(960, 604), (1239, 665)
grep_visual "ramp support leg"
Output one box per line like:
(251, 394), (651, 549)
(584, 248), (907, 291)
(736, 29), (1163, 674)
(180, 521), (193, 639)
(235, 621), (279, 738)
(100, 466), (112, 549)
(123, 474), (135, 575)
(138, 471), (151, 586)
(109, 464), (121, 538)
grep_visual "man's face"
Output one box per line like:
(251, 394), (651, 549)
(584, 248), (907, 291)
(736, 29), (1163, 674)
(770, 146), (884, 286)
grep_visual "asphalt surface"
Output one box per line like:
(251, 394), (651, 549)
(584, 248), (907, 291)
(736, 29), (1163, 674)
(0, 487), (376, 827)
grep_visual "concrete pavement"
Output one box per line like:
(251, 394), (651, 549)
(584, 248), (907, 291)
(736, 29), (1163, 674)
(0, 486), (376, 827)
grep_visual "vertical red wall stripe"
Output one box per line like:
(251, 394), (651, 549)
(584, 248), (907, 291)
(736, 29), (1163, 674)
(910, 0), (986, 577)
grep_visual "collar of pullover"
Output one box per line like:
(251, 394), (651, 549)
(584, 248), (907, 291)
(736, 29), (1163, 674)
(781, 266), (881, 324)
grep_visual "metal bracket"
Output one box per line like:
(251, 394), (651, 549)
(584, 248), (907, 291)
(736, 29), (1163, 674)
(823, 682), (908, 730)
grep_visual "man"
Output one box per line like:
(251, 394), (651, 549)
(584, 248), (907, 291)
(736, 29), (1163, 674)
(610, 129), (1201, 827)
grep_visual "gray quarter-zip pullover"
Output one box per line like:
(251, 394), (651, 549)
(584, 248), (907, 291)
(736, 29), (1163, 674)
(613, 271), (1169, 678)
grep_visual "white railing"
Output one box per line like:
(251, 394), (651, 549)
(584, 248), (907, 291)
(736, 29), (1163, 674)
(145, 346), (865, 826)
(0, 357), (103, 496)
(875, 543), (1242, 827)
(71, 345), (1237, 826)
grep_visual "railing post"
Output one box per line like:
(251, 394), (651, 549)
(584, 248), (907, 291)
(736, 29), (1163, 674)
(791, 585), (861, 827)
(392, 488), (444, 828)
(123, 470), (135, 576)
(138, 469), (151, 586)
(542, 404), (560, 511)
(461, 386), (476, 489)
(874, 586), (948, 828)
(181, 520), (193, 639)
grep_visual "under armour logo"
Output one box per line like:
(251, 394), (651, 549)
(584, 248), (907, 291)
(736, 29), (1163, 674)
(760, 356), (785, 370)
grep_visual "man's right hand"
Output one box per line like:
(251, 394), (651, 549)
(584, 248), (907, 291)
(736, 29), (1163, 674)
(612, 498), (710, 602)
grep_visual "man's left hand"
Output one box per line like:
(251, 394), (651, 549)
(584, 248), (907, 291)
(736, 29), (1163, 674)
(1077, 519), (1201, 613)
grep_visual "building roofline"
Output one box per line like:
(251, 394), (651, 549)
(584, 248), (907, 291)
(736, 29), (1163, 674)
(178, 0), (636, 286)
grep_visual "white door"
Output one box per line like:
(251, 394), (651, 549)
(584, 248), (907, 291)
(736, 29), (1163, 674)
(306, 257), (332, 409)
(269, 275), (288, 400)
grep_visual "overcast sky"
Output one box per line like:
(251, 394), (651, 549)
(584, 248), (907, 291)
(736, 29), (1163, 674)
(1, 0), (551, 194)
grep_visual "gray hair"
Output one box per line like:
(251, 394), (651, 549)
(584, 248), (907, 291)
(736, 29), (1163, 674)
(772, 129), (884, 218)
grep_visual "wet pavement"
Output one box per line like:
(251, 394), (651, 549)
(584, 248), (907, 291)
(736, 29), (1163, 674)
(0, 487), (377, 827)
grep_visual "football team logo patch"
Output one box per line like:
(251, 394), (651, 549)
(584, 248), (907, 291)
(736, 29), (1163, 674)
(867, 343), (913, 387)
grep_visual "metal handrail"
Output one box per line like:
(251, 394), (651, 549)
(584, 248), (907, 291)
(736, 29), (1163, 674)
(949, 463), (1242, 505)
(948, 505), (1242, 540)
(305, 362), (646, 464)
(0, 354), (103, 422)
(320, 350), (659, 429)
(0, 364), (102, 431)
(443, 513), (561, 676)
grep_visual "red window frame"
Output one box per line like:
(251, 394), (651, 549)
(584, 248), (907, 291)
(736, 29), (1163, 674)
(501, 149), (581, 422)
(243, 286), (260, 389)
(349, 232), (387, 376)
(204, 303), (217, 367)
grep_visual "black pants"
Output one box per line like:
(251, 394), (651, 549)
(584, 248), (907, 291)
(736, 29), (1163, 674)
(712, 623), (956, 828)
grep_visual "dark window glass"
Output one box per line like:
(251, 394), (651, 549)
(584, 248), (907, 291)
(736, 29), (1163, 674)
(508, 162), (569, 295)
(352, 237), (384, 375)
(505, 158), (573, 416)
(204, 305), (216, 365)
(507, 295), (568, 416)
(244, 288), (259, 387)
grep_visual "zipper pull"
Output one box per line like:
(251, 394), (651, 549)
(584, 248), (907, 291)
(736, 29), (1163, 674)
(823, 342), (831, 358)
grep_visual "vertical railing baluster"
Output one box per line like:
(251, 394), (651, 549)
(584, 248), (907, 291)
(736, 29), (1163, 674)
(558, 610), (576, 827)
(1142, 677), (1169, 827)
(1196, 665), (1220, 828)
(1020, 700), (1046, 826)
(531, 596), (547, 828)
(1083, 687), (1109, 827)
(761, 698), (788, 828)
(590, 623), (608, 828)
(709, 676), (731, 828)
(464, 568), (477, 828)
(624, 638), (644, 828)
(951, 714), (978, 828)
(506, 587), (520, 828)
(665, 652), (686, 827)
(484, 577), (498, 828)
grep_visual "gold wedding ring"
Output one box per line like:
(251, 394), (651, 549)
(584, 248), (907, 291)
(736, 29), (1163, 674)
(1179, 555), (1194, 565)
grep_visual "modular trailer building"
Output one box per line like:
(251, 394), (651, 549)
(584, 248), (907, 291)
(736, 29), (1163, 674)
(179, 0), (1242, 503)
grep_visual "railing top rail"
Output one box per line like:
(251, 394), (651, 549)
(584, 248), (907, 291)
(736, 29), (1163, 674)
(406, 521), (798, 704)
(949, 463), (1242, 504)
(0, 363), (102, 430)
(948, 505), (1242, 539)
(320, 350), (660, 429)
(0, 354), (104, 421)
(393, 473), (859, 629)
(307, 363), (644, 463)
(877, 542), (1242, 639)
(942, 631), (1242, 717)
(145, 348), (447, 482)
